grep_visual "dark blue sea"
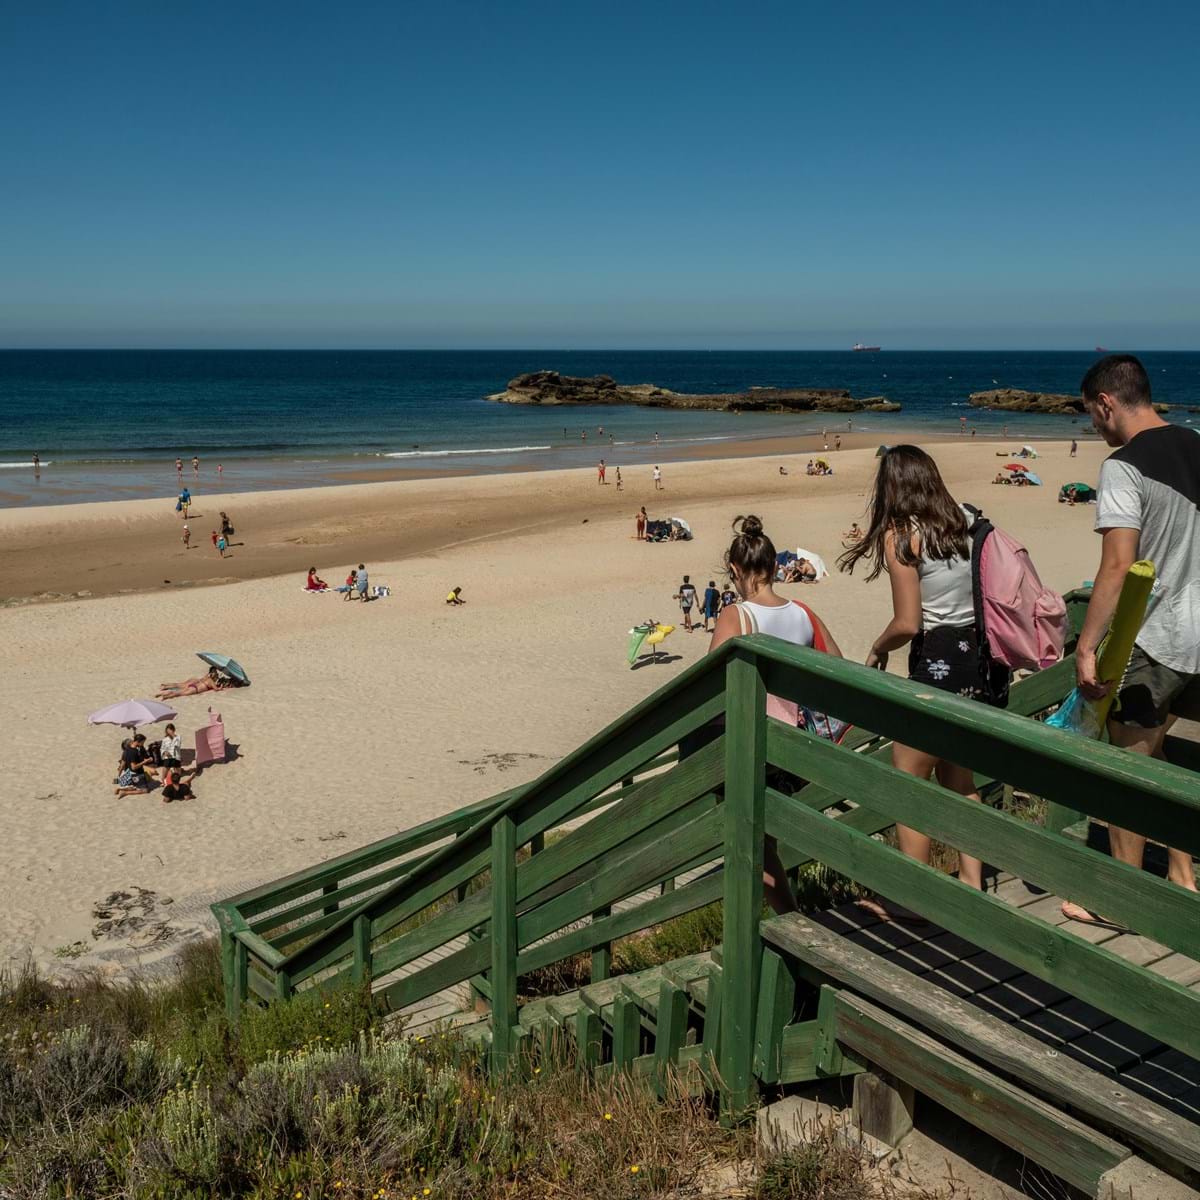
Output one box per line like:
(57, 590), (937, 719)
(1, 350), (1197, 507)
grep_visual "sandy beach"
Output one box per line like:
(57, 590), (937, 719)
(0, 437), (1111, 975)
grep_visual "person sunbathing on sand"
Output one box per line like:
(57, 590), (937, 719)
(156, 667), (231, 699)
(305, 567), (328, 591)
(161, 765), (197, 804)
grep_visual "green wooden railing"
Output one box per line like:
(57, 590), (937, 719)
(213, 588), (1200, 1121)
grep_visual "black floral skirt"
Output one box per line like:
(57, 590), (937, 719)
(908, 624), (1009, 708)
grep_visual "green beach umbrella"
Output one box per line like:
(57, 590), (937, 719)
(196, 652), (250, 685)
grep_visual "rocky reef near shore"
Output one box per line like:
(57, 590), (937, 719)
(488, 371), (899, 414)
(968, 389), (1085, 415)
(970, 388), (1176, 415)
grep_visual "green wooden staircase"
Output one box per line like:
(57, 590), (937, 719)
(213, 590), (1200, 1195)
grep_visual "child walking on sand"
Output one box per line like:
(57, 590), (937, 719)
(182, 525), (190, 549)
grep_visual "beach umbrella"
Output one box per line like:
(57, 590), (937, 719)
(1004, 463), (1028, 472)
(196, 652), (250, 685)
(1023, 472), (1043, 486)
(88, 699), (177, 728)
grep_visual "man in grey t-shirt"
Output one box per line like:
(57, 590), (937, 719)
(1068, 355), (1198, 916)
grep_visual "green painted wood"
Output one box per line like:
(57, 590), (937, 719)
(765, 722), (1200, 959)
(777, 1018), (866, 1084)
(246, 966), (274, 1003)
(279, 703), (712, 981)
(274, 969), (293, 1001)
(766, 791), (1200, 1062)
(228, 747), (678, 930)
(296, 766), (716, 985)
(232, 938), (249, 1011)
(576, 1006), (602, 1072)
(763, 913), (1200, 1177)
(379, 936), (491, 1012)
(752, 949), (794, 1086)
(219, 928), (237, 1023)
(285, 705), (720, 983)
(231, 928), (287, 970)
(832, 992), (1131, 1194)
(612, 995), (641, 1070)
(699, 965), (722, 1088)
(813, 983), (844, 1077)
(754, 637), (1200, 856)
(654, 980), (689, 1098)
(350, 915), (371, 985)
(530, 831), (545, 856)
(719, 649), (767, 1120)
(489, 814), (518, 1075)
(660, 877), (676, 895)
(591, 907), (611, 982)
(321, 881), (338, 918)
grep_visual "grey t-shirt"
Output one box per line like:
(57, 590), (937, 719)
(1095, 425), (1200, 674)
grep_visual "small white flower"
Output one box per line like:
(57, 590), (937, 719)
(958, 640), (970, 652)
(928, 659), (951, 681)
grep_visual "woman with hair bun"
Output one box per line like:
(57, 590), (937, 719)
(707, 514), (843, 912)
(839, 445), (1008, 903)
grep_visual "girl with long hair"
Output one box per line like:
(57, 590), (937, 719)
(839, 446), (1007, 899)
(708, 514), (843, 912)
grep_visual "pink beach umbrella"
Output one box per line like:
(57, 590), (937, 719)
(87, 699), (178, 729)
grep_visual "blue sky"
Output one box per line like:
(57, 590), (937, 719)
(2, 0), (1197, 348)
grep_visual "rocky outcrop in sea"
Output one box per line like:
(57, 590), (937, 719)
(487, 371), (900, 414)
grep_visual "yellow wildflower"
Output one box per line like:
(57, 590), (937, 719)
(631, 1164), (640, 1174)
(604, 1112), (612, 1120)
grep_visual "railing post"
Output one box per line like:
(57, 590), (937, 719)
(218, 925), (238, 1023)
(490, 814), (518, 1075)
(233, 939), (249, 1021)
(321, 881), (338, 917)
(591, 906), (612, 981)
(351, 914), (372, 986)
(720, 648), (767, 1121)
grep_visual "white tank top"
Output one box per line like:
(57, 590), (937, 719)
(916, 512), (975, 628)
(741, 599), (815, 647)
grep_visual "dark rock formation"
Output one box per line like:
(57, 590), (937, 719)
(970, 388), (1173, 415)
(488, 372), (900, 414)
(969, 389), (1085, 415)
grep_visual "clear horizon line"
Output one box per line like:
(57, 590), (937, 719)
(2, 346), (1195, 354)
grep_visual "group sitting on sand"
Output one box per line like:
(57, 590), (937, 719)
(113, 727), (198, 804)
(805, 459), (834, 476)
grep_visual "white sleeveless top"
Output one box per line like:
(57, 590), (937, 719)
(915, 508), (974, 628)
(740, 599), (815, 647)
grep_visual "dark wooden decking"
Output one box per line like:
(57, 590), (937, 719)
(812, 871), (1200, 1124)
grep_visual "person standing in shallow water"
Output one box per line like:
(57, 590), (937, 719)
(839, 445), (1009, 909)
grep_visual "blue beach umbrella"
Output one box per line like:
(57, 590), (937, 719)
(196, 652), (250, 685)
(1023, 472), (1043, 486)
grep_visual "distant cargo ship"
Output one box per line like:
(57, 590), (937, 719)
(1095, 346), (1108, 352)
(852, 343), (881, 352)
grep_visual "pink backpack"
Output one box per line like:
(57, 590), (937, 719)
(967, 508), (1067, 671)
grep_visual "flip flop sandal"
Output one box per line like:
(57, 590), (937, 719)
(1060, 901), (1127, 932)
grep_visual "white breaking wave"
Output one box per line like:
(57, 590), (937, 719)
(0, 461), (50, 468)
(383, 445), (552, 459)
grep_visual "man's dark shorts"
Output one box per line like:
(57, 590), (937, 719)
(1112, 645), (1200, 729)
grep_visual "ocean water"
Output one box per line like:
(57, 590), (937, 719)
(1, 350), (1197, 507)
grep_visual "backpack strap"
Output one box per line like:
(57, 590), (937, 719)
(965, 504), (993, 645)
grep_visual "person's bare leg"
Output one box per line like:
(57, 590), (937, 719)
(1105, 721), (1163, 872)
(763, 836), (797, 914)
(1062, 719), (1194, 921)
(934, 760), (984, 889)
(855, 742), (938, 920)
